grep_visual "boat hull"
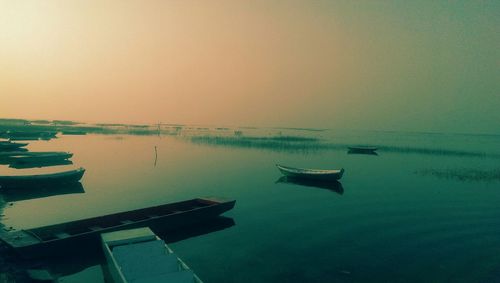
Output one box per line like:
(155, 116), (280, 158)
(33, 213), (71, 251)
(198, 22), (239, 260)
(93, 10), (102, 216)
(277, 165), (344, 181)
(0, 168), (85, 189)
(8, 153), (73, 164)
(347, 146), (378, 154)
(0, 198), (236, 258)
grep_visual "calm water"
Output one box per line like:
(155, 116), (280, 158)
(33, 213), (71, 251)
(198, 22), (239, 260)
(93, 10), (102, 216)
(1, 129), (500, 282)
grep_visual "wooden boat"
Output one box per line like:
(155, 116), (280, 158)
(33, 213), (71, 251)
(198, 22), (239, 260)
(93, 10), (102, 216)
(0, 151), (65, 157)
(6, 152), (73, 164)
(347, 146), (378, 154)
(102, 227), (203, 283)
(0, 197), (236, 258)
(276, 176), (344, 195)
(0, 141), (28, 150)
(276, 164), (344, 181)
(0, 168), (85, 189)
(6, 131), (57, 138)
(0, 151), (72, 164)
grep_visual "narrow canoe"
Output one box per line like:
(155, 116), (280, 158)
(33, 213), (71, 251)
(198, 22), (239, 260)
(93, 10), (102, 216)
(0, 197), (236, 258)
(276, 164), (344, 181)
(0, 151), (66, 157)
(102, 227), (203, 283)
(0, 168), (85, 189)
(0, 141), (28, 150)
(7, 152), (73, 164)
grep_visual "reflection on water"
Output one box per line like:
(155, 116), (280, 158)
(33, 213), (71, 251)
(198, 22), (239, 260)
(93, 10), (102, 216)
(347, 149), (379, 156)
(1, 125), (500, 282)
(161, 216), (235, 244)
(9, 159), (73, 169)
(0, 182), (84, 203)
(417, 168), (500, 182)
(276, 176), (344, 195)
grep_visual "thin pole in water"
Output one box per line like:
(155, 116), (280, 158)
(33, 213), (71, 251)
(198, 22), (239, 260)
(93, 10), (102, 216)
(154, 146), (158, 167)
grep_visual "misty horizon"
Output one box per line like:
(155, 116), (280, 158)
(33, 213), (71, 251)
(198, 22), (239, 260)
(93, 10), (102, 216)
(1, 1), (499, 135)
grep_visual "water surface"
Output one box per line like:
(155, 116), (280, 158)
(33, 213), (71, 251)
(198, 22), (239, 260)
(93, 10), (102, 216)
(1, 129), (500, 282)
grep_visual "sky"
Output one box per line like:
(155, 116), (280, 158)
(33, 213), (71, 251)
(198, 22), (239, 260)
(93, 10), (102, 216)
(0, 0), (499, 134)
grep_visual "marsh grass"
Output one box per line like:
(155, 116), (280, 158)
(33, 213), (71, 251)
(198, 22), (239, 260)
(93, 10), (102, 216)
(184, 134), (497, 158)
(416, 168), (500, 182)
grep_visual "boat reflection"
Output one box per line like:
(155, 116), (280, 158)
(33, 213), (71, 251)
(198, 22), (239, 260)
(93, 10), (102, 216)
(162, 216), (236, 244)
(347, 149), (379, 156)
(9, 160), (73, 169)
(0, 182), (84, 202)
(276, 176), (344, 195)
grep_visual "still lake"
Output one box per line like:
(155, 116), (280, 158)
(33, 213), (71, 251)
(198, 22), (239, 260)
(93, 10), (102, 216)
(1, 129), (500, 282)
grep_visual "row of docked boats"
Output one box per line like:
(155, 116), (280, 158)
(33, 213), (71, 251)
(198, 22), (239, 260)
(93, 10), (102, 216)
(0, 140), (84, 189)
(0, 130), (58, 141)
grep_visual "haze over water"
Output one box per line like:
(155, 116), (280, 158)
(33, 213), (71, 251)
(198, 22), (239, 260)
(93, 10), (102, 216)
(1, 1), (500, 282)
(1, 1), (499, 134)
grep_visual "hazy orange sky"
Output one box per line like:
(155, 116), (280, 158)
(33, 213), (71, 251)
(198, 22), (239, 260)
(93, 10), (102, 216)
(1, 1), (499, 133)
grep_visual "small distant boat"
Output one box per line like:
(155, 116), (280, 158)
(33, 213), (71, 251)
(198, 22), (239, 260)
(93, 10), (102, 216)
(0, 197), (235, 258)
(347, 146), (378, 154)
(0, 168), (85, 189)
(102, 227), (203, 283)
(276, 164), (344, 181)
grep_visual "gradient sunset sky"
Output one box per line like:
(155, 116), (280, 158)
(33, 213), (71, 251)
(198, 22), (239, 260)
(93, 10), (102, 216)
(1, 1), (498, 133)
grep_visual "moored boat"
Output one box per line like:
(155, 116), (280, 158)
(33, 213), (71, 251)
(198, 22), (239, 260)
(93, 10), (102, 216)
(101, 227), (203, 283)
(0, 141), (28, 150)
(276, 164), (345, 181)
(9, 159), (73, 169)
(6, 152), (73, 164)
(0, 197), (236, 258)
(0, 151), (67, 157)
(0, 168), (85, 189)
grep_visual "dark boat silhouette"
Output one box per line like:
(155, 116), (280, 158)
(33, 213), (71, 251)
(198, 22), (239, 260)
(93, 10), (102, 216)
(347, 146), (378, 154)
(0, 168), (85, 189)
(0, 141), (28, 151)
(0, 197), (236, 258)
(276, 164), (344, 181)
(0, 182), (84, 202)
